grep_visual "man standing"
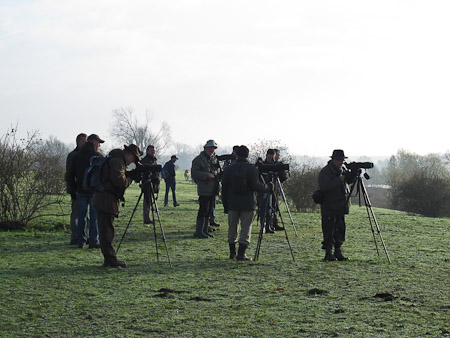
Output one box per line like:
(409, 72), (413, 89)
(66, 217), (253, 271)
(163, 155), (180, 207)
(65, 133), (87, 245)
(68, 134), (104, 249)
(92, 144), (141, 268)
(191, 140), (220, 238)
(222, 145), (271, 260)
(318, 149), (351, 261)
(141, 145), (161, 224)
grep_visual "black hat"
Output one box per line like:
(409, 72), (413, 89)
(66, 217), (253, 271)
(331, 149), (347, 160)
(124, 144), (141, 162)
(87, 134), (105, 143)
(236, 145), (249, 159)
(266, 149), (275, 155)
(171, 155), (179, 160)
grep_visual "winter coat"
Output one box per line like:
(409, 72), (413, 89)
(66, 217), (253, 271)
(92, 149), (132, 216)
(65, 146), (80, 195)
(221, 159), (270, 212)
(67, 142), (103, 194)
(318, 160), (350, 215)
(163, 160), (176, 181)
(191, 151), (220, 196)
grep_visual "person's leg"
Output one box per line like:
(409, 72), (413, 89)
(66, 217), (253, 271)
(98, 211), (118, 264)
(77, 193), (89, 247)
(321, 214), (336, 261)
(227, 210), (240, 259)
(88, 195), (99, 247)
(70, 195), (78, 244)
(171, 180), (179, 206)
(334, 215), (347, 260)
(164, 179), (170, 206)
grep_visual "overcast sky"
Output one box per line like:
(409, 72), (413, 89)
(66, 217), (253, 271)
(1, 0), (449, 157)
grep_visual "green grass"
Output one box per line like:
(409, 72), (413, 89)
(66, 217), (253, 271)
(1, 172), (449, 337)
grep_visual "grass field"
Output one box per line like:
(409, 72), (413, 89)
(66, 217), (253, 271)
(1, 172), (449, 337)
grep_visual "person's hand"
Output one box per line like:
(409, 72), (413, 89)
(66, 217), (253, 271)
(208, 173), (215, 180)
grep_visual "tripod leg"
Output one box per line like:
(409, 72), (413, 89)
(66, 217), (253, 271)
(254, 195), (270, 261)
(150, 186), (173, 268)
(272, 190), (295, 261)
(360, 179), (391, 264)
(276, 178), (298, 236)
(116, 190), (144, 254)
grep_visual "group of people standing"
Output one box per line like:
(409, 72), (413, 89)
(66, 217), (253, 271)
(66, 134), (352, 266)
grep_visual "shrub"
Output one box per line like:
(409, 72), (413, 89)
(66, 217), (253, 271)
(283, 163), (321, 212)
(0, 127), (66, 227)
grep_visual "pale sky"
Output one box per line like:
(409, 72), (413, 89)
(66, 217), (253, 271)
(1, 0), (449, 157)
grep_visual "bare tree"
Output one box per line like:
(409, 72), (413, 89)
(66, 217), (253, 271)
(0, 126), (66, 227)
(247, 139), (295, 166)
(110, 107), (172, 154)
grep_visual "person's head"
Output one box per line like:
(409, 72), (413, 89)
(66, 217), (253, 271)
(146, 145), (156, 157)
(171, 155), (178, 162)
(330, 149), (347, 168)
(87, 134), (105, 150)
(235, 145), (249, 160)
(274, 149), (281, 162)
(204, 139), (217, 157)
(124, 144), (141, 166)
(232, 145), (240, 155)
(76, 133), (87, 148)
(265, 149), (275, 162)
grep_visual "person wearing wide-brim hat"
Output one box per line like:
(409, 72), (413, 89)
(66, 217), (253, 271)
(92, 144), (141, 268)
(191, 139), (220, 238)
(317, 149), (351, 262)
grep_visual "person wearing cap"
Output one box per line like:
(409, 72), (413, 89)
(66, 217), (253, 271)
(92, 144), (141, 268)
(162, 155), (180, 208)
(65, 133), (87, 245)
(141, 145), (161, 224)
(222, 145), (272, 260)
(191, 139), (221, 238)
(318, 149), (351, 261)
(67, 133), (104, 249)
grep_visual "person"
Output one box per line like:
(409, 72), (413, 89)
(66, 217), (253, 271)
(191, 140), (220, 238)
(272, 148), (289, 231)
(67, 133), (104, 249)
(163, 155), (180, 207)
(318, 149), (351, 261)
(141, 145), (161, 224)
(222, 145), (272, 260)
(65, 133), (87, 245)
(92, 144), (141, 268)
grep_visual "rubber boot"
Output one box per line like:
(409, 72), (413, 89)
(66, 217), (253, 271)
(203, 217), (214, 238)
(272, 216), (285, 231)
(229, 243), (236, 259)
(265, 215), (275, 234)
(323, 249), (336, 261)
(236, 244), (252, 261)
(193, 217), (209, 238)
(334, 247), (348, 261)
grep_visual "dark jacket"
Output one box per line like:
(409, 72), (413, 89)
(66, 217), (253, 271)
(67, 142), (103, 194)
(141, 155), (161, 190)
(65, 146), (81, 194)
(222, 159), (270, 212)
(191, 151), (220, 196)
(318, 160), (349, 215)
(92, 149), (132, 216)
(163, 160), (176, 181)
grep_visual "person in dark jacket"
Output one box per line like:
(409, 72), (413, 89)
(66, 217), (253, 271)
(92, 144), (141, 268)
(67, 134), (104, 248)
(191, 140), (220, 238)
(163, 155), (180, 207)
(222, 145), (272, 260)
(141, 145), (161, 224)
(65, 133), (87, 245)
(318, 149), (351, 261)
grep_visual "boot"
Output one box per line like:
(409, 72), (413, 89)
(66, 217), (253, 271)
(236, 244), (252, 261)
(229, 243), (236, 259)
(334, 247), (348, 261)
(272, 217), (285, 231)
(323, 249), (336, 261)
(203, 218), (214, 238)
(193, 217), (209, 239)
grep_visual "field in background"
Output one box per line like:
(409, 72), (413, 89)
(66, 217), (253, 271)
(0, 172), (449, 337)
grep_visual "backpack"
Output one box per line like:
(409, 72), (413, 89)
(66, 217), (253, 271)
(82, 155), (110, 193)
(312, 189), (325, 204)
(160, 162), (169, 179)
(231, 165), (249, 195)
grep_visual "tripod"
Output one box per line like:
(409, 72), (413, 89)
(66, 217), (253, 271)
(116, 176), (172, 268)
(254, 173), (295, 261)
(347, 171), (391, 263)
